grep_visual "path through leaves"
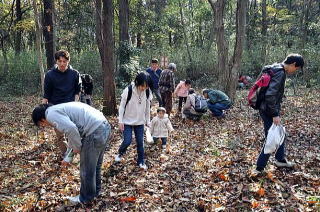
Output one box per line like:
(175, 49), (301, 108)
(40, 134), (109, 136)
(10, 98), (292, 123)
(0, 89), (319, 211)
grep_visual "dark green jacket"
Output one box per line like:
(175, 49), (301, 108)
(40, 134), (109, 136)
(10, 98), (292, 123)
(207, 90), (231, 106)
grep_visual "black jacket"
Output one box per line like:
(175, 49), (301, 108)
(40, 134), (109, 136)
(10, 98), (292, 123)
(43, 65), (82, 105)
(259, 63), (286, 117)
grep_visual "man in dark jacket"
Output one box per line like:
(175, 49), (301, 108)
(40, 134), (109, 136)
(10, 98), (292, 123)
(203, 89), (231, 118)
(146, 59), (163, 106)
(253, 54), (304, 175)
(42, 50), (82, 158)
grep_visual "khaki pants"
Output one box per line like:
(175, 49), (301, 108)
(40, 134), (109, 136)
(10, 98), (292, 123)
(54, 128), (67, 155)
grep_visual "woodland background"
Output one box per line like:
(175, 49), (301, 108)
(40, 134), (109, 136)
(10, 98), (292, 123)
(0, 0), (319, 211)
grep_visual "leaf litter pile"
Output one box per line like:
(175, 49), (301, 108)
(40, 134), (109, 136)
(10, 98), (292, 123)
(0, 89), (319, 211)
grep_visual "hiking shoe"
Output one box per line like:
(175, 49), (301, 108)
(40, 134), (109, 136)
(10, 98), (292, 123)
(63, 148), (74, 163)
(275, 160), (295, 168)
(139, 163), (148, 170)
(67, 195), (81, 205)
(114, 154), (122, 162)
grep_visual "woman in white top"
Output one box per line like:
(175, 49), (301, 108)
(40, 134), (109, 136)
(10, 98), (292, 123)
(115, 72), (153, 170)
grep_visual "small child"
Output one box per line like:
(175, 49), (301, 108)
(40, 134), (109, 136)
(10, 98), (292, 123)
(150, 107), (174, 150)
(174, 80), (191, 112)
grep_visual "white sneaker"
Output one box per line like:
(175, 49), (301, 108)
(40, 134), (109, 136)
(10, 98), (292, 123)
(114, 154), (122, 162)
(139, 163), (148, 170)
(67, 195), (81, 205)
(162, 145), (167, 152)
(275, 160), (295, 168)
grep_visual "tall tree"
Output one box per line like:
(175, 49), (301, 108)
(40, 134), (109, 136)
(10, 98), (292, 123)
(95, 0), (117, 115)
(32, 0), (45, 94)
(119, 0), (129, 42)
(14, 0), (22, 55)
(208, 0), (248, 100)
(261, 0), (267, 64)
(43, 0), (56, 69)
(178, 0), (194, 78)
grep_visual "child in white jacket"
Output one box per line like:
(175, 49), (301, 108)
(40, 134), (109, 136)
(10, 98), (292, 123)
(150, 107), (174, 150)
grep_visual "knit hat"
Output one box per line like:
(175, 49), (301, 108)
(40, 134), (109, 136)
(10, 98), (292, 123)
(157, 107), (166, 113)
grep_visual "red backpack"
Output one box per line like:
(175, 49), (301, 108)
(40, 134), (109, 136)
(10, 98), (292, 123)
(247, 67), (274, 109)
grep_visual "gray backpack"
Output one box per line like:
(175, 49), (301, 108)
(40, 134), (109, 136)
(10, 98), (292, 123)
(194, 95), (208, 113)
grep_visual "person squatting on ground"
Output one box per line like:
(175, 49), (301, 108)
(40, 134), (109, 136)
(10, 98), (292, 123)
(174, 79), (191, 112)
(115, 72), (153, 170)
(182, 88), (204, 121)
(150, 107), (174, 152)
(253, 54), (304, 175)
(32, 102), (111, 204)
(80, 74), (93, 105)
(42, 50), (82, 159)
(146, 59), (163, 106)
(203, 89), (231, 118)
(159, 63), (176, 116)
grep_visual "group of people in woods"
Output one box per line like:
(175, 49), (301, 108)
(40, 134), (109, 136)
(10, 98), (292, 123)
(31, 50), (304, 205)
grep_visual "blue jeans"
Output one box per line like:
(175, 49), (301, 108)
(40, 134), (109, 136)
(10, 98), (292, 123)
(152, 88), (163, 107)
(256, 111), (286, 171)
(153, 137), (167, 146)
(79, 121), (111, 203)
(207, 102), (230, 117)
(118, 125), (145, 165)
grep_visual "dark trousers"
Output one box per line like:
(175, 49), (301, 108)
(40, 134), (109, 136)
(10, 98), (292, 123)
(161, 91), (173, 115)
(256, 111), (286, 171)
(178, 97), (187, 112)
(152, 88), (163, 107)
(118, 125), (145, 165)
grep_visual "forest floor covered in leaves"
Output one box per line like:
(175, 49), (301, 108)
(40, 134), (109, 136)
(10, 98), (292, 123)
(0, 89), (319, 211)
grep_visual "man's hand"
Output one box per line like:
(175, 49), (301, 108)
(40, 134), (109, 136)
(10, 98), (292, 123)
(273, 116), (281, 125)
(42, 98), (48, 104)
(61, 160), (71, 166)
(119, 123), (124, 131)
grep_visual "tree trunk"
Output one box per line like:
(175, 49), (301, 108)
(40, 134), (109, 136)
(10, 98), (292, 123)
(136, 0), (143, 48)
(43, 0), (56, 69)
(228, 0), (248, 100)
(32, 0), (45, 95)
(178, 0), (194, 78)
(261, 0), (267, 64)
(208, 0), (228, 87)
(209, 0), (247, 101)
(15, 0), (22, 55)
(95, 0), (117, 116)
(119, 0), (129, 42)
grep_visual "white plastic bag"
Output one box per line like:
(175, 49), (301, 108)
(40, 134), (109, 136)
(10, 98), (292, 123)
(145, 127), (154, 144)
(264, 124), (286, 154)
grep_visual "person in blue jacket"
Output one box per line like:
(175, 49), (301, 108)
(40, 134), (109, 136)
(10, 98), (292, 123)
(146, 58), (163, 106)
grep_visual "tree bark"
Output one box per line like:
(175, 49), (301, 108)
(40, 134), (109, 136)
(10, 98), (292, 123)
(15, 0), (22, 55)
(119, 0), (129, 42)
(228, 0), (248, 100)
(179, 0), (194, 78)
(208, 0), (247, 101)
(95, 0), (117, 116)
(208, 0), (228, 87)
(261, 0), (267, 64)
(43, 0), (56, 69)
(32, 0), (45, 95)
